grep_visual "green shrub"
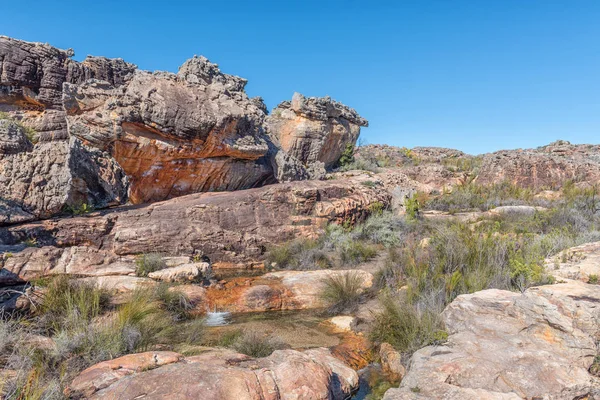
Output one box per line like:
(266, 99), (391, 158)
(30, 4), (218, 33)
(232, 330), (286, 358)
(405, 195), (420, 220)
(589, 274), (599, 284)
(362, 180), (378, 189)
(340, 241), (377, 265)
(153, 284), (194, 321)
(337, 143), (355, 168)
(370, 296), (446, 354)
(36, 275), (110, 333)
(135, 253), (167, 277)
(320, 271), (365, 314)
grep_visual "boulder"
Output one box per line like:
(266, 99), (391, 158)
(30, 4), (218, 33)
(327, 316), (356, 333)
(383, 281), (600, 399)
(267, 92), (368, 175)
(263, 270), (374, 309)
(68, 348), (359, 400)
(379, 343), (405, 382)
(148, 263), (210, 283)
(546, 241), (600, 282)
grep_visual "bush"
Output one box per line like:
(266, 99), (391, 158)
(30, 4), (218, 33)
(370, 296), (446, 354)
(232, 330), (286, 358)
(320, 271), (365, 314)
(36, 275), (110, 333)
(340, 241), (378, 265)
(135, 253), (167, 277)
(153, 284), (194, 321)
(337, 143), (355, 168)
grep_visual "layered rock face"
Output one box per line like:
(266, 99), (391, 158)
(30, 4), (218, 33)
(476, 140), (600, 189)
(267, 92), (368, 179)
(5, 37), (367, 223)
(0, 175), (390, 284)
(68, 348), (359, 400)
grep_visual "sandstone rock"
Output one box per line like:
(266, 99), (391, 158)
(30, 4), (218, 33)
(267, 92), (368, 174)
(148, 263), (210, 283)
(476, 143), (600, 189)
(1, 177), (390, 281)
(546, 241), (600, 282)
(68, 351), (183, 398)
(328, 316), (356, 333)
(77, 275), (155, 292)
(487, 205), (546, 217)
(379, 343), (405, 382)
(383, 281), (600, 399)
(68, 348), (359, 400)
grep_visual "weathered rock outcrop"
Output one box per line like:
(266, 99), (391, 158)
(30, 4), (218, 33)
(68, 348), (359, 400)
(2, 37), (371, 224)
(267, 92), (368, 178)
(0, 176), (390, 284)
(383, 280), (600, 399)
(0, 36), (278, 221)
(476, 141), (600, 189)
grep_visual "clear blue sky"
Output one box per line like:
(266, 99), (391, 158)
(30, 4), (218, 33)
(3, 0), (600, 154)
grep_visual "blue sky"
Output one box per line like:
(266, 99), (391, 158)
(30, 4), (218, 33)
(3, 0), (600, 154)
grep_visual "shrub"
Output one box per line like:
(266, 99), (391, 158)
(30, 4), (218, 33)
(370, 296), (446, 354)
(337, 143), (355, 168)
(340, 241), (378, 265)
(153, 284), (195, 321)
(320, 271), (365, 314)
(351, 211), (404, 247)
(405, 195), (420, 220)
(589, 274), (599, 284)
(362, 180), (378, 189)
(36, 275), (110, 333)
(135, 253), (167, 277)
(232, 330), (286, 358)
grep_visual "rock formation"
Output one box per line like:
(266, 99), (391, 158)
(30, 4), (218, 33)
(68, 348), (359, 400)
(1, 36), (369, 223)
(0, 175), (390, 284)
(267, 92), (369, 178)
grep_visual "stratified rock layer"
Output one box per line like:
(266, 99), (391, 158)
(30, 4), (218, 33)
(0, 36), (287, 222)
(0, 175), (390, 284)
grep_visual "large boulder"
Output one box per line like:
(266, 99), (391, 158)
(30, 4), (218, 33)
(383, 281), (600, 399)
(68, 348), (359, 400)
(267, 92), (368, 177)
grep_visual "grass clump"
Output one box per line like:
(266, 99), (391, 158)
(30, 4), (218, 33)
(1, 277), (204, 397)
(135, 253), (167, 277)
(370, 297), (447, 354)
(231, 330), (286, 358)
(320, 271), (365, 314)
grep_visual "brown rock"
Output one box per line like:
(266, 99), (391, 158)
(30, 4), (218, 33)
(379, 343), (405, 382)
(68, 348), (358, 400)
(1, 177), (390, 283)
(268, 92), (368, 174)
